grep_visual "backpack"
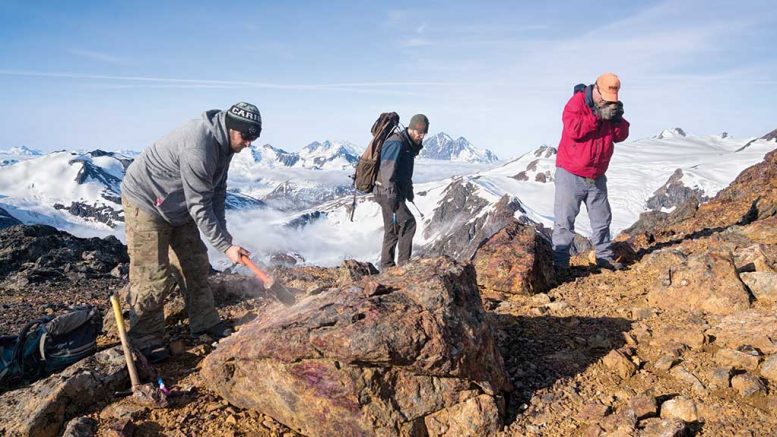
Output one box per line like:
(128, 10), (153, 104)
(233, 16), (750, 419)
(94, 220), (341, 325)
(0, 305), (102, 387)
(352, 112), (400, 193)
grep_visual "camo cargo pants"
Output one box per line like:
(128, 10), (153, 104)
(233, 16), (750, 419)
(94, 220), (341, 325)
(122, 199), (220, 350)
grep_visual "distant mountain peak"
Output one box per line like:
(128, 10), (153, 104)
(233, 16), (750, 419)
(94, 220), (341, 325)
(237, 141), (359, 170)
(762, 128), (777, 142)
(299, 140), (359, 169)
(533, 144), (557, 158)
(303, 140), (359, 155)
(656, 128), (687, 139)
(2, 146), (43, 155)
(421, 132), (499, 163)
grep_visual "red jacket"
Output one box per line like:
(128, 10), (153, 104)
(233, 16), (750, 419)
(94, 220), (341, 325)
(556, 90), (629, 179)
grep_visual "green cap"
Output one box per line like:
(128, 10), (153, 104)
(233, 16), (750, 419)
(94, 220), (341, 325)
(409, 114), (429, 133)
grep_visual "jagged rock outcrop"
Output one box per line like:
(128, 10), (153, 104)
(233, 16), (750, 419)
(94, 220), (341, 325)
(224, 191), (266, 210)
(53, 201), (123, 227)
(264, 181), (352, 211)
(645, 169), (707, 212)
(622, 198), (699, 237)
(419, 181), (538, 261)
(473, 221), (555, 295)
(0, 224), (128, 287)
(762, 128), (777, 142)
(620, 148), (777, 251)
(201, 257), (510, 436)
(624, 168), (711, 238)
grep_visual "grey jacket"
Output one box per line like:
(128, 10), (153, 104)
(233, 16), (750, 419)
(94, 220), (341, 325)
(121, 110), (234, 252)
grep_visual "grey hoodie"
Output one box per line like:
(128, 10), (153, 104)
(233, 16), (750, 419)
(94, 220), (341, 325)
(121, 110), (234, 252)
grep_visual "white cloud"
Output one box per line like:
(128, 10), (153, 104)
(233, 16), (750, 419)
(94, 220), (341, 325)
(67, 48), (130, 66)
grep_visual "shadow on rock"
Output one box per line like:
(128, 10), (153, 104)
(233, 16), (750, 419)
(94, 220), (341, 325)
(492, 313), (632, 424)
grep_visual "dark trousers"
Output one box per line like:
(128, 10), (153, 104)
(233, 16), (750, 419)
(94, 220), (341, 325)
(375, 195), (416, 268)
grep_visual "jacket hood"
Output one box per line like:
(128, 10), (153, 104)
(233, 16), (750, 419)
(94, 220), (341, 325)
(584, 84), (596, 112)
(202, 110), (231, 153)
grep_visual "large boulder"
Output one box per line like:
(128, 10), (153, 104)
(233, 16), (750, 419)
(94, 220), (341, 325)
(639, 249), (751, 315)
(0, 346), (128, 437)
(473, 221), (555, 295)
(201, 257), (510, 436)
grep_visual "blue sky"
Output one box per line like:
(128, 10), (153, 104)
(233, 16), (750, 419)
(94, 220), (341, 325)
(0, 0), (775, 158)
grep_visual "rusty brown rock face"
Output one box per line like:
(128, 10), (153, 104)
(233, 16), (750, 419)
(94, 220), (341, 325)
(473, 221), (555, 295)
(200, 257), (510, 436)
(638, 249), (751, 315)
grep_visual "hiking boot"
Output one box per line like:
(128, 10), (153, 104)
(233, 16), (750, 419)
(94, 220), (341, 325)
(192, 321), (233, 340)
(596, 258), (625, 271)
(139, 345), (170, 364)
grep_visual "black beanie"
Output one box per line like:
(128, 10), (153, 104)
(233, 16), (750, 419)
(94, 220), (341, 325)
(225, 102), (262, 136)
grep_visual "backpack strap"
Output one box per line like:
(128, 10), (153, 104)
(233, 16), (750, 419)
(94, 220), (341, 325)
(38, 332), (48, 361)
(11, 317), (50, 380)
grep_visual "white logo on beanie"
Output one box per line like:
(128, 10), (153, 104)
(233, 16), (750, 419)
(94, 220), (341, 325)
(230, 106), (260, 122)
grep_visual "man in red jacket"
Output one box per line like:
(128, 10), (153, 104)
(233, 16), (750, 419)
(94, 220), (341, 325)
(553, 73), (630, 271)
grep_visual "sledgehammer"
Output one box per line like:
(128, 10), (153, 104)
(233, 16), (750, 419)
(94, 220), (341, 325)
(110, 294), (140, 389)
(109, 295), (169, 407)
(241, 255), (296, 306)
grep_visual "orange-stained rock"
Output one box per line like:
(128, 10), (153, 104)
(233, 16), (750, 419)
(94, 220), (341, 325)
(473, 221), (555, 295)
(639, 249), (750, 315)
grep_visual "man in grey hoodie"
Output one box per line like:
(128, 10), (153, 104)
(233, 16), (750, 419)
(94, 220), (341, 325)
(120, 102), (260, 362)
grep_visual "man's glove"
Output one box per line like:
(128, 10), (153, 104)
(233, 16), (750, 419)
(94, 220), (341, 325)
(406, 190), (414, 203)
(612, 101), (624, 121)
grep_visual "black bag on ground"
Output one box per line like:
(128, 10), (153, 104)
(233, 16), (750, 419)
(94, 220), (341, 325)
(0, 305), (102, 387)
(352, 112), (400, 193)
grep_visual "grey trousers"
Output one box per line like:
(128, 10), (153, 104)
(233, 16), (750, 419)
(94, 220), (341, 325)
(552, 167), (613, 267)
(375, 194), (416, 268)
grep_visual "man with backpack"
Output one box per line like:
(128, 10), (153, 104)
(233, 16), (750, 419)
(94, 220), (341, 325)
(373, 114), (429, 268)
(119, 102), (260, 362)
(553, 73), (630, 273)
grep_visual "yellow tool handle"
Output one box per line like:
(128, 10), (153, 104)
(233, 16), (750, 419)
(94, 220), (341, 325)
(110, 294), (141, 389)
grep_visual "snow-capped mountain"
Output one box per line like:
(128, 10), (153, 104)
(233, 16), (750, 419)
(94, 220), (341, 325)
(0, 145), (45, 167)
(0, 149), (264, 228)
(219, 129), (775, 268)
(298, 140), (360, 170)
(1, 129), (774, 270)
(421, 132), (499, 163)
(236, 144), (300, 168)
(232, 141), (359, 171)
(0, 146), (43, 156)
(507, 145), (557, 183)
(0, 150), (130, 228)
(655, 128), (687, 139)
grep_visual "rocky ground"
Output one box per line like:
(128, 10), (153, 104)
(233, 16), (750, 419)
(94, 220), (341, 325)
(1, 150), (777, 436)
